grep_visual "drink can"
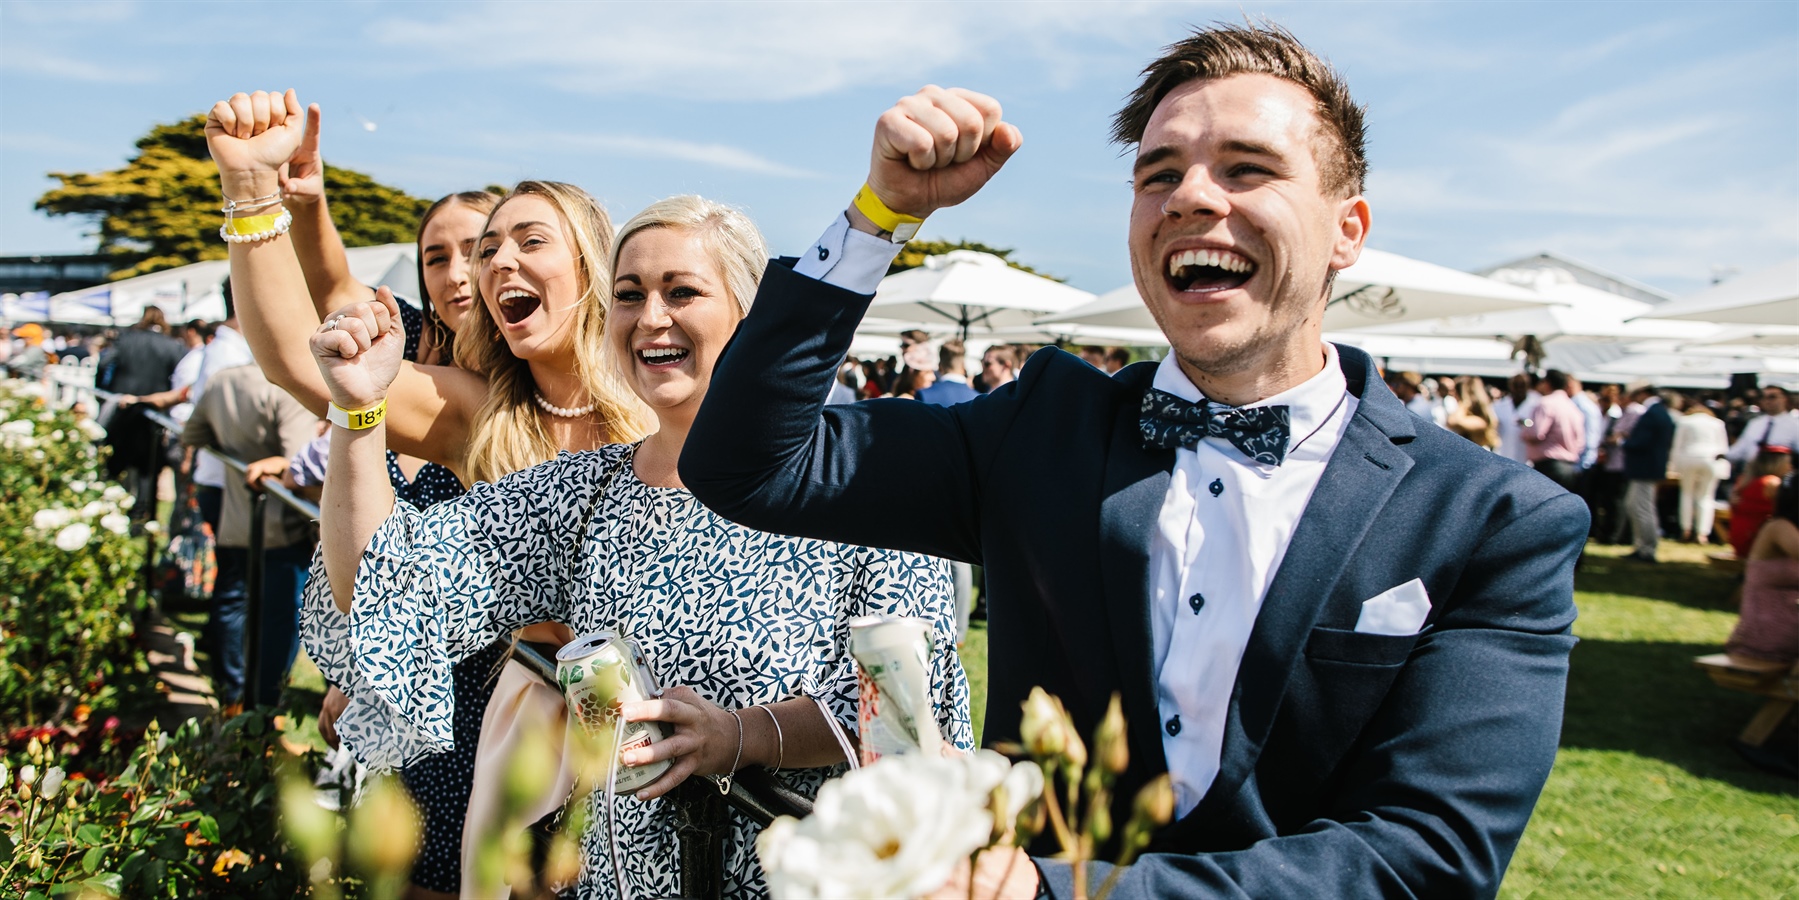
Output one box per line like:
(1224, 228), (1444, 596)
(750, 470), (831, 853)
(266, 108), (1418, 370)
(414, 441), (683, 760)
(849, 615), (942, 764)
(556, 631), (671, 795)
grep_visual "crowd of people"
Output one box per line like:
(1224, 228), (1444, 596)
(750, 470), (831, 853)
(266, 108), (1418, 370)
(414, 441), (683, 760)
(1383, 368), (1798, 565)
(3, 20), (1794, 900)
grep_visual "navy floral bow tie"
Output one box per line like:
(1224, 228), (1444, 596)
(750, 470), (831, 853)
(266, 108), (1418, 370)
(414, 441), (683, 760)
(1139, 388), (1292, 466)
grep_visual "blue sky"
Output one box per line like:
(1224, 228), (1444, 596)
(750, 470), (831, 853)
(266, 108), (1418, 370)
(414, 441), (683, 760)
(1, 0), (1794, 297)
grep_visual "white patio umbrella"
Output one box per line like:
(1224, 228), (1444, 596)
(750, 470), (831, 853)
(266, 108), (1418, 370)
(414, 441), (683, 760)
(1325, 333), (1524, 379)
(1642, 258), (1799, 326)
(869, 250), (1095, 342)
(1042, 248), (1552, 333)
(1348, 279), (1718, 343)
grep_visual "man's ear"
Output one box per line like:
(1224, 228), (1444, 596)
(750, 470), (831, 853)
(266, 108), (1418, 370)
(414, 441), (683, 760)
(1330, 194), (1372, 271)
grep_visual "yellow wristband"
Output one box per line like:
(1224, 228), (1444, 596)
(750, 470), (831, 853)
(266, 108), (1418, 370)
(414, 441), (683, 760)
(224, 214), (284, 236)
(328, 397), (387, 430)
(852, 184), (924, 241)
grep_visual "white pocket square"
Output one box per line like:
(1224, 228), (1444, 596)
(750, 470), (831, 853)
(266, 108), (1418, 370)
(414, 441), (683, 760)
(1354, 578), (1432, 636)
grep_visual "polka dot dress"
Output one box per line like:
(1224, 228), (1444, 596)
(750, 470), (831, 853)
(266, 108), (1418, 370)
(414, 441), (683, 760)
(386, 452), (485, 892)
(391, 305), (487, 893)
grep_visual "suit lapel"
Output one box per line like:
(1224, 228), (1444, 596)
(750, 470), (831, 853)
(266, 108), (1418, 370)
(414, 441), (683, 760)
(1188, 345), (1416, 823)
(1099, 371), (1175, 775)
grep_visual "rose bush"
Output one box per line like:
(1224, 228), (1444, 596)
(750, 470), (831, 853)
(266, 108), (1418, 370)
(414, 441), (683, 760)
(0, 380), (145, 728)
(1, 712), (323, 898)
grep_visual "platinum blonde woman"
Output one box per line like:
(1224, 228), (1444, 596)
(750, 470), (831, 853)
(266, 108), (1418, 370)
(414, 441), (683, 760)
(300, 196), (971, 898)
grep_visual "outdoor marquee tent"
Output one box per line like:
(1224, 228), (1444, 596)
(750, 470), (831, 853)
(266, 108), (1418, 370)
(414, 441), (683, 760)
(20, 244), (420, 327)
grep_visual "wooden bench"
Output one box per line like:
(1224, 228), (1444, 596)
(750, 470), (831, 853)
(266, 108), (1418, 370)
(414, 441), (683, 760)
(1707, 552), (1744, 575)
(1693, 653), (1799, 747)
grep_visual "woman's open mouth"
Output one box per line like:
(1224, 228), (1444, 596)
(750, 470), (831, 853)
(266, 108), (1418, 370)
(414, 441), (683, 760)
(497, 289), (541, 325)
(637, 346), (691, 369)
(1166, 247), (1256, 294)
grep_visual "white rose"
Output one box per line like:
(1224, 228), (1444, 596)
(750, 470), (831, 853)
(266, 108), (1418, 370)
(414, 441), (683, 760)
(758, 750), (1017, 900)
(102, 485), (129, 502)
(33, 508), (73, 530)
(100, 513), (130, 535)
(81, 501), (107, 518)
(1, 419), (32, 435)
(19, 765), (35, 788)
(77, 419), (105, 440)
(143, 520), (162, 534)
(69, 480), (88, 493)
(38, 766), (64, 799)
(51, 429), (64, 441)
(55, 522), (92, 552)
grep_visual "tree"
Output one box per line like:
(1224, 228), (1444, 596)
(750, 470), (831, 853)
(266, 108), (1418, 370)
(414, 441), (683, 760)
(887, 238), (1063, 281)
(36, 115), (429, 281)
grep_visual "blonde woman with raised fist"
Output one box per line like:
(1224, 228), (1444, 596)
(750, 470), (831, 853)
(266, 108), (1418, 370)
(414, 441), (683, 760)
(205, 89), (649, 899)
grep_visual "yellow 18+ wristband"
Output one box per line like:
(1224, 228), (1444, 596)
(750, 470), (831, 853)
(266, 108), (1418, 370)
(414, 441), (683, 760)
(328, 397), (387, 430)
(852, 184), (924, 242)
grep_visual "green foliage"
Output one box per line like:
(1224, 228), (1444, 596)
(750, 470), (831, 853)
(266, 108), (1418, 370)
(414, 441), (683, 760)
(35, 116), (429, 281)
(888, 238), (1062, 281)
(0, 382), (141, 727)
(1, 713), (318, 898)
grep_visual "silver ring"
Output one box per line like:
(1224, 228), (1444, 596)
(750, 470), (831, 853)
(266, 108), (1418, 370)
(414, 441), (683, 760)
(323, 315), (345, 331)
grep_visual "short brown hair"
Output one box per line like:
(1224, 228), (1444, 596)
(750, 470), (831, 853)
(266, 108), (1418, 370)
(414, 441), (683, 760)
(983, 344), (1019, 368)
(938, 337), (966, 373)
(1112, 22), (1368, 197)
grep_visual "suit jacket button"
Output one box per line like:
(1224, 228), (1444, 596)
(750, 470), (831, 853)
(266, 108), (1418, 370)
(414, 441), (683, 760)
(1188, 593), (1205, 614)
(1165, 714), (1182, 736)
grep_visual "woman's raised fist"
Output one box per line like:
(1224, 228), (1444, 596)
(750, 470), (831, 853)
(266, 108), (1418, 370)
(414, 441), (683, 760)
(310, 287), (405, 412)
(205, 89), (307, 198)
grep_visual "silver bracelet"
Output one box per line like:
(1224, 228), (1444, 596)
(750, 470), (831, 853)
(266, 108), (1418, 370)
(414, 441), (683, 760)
(715, 709), (745, 796)
(759, 705), (784, 770)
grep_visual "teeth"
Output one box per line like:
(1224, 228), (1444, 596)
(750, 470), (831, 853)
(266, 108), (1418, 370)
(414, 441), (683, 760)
(1166, 249), (1254, 276)
(498, 289), (538, 304)
(639, 347), (687, 360)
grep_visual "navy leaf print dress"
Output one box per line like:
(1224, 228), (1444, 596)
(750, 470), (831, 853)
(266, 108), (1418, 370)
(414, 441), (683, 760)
(300, 442), (971, 899)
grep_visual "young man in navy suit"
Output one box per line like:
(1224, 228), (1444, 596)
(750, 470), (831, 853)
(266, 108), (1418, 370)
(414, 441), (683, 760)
(684, 23), (1585, 899)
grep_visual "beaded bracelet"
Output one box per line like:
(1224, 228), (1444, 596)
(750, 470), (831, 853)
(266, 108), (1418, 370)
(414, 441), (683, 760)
(219, 208), (293, 244)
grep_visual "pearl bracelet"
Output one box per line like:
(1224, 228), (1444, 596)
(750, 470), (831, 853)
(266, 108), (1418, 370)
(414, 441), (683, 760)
(219, 208), (293, 244)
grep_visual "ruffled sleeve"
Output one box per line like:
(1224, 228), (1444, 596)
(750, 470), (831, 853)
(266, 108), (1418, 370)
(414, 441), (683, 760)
(826, 549), (974, 753)
(300, 447), (628, 769)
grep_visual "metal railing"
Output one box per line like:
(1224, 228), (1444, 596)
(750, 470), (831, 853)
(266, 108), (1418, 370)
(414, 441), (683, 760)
(74, 383), (319, 707)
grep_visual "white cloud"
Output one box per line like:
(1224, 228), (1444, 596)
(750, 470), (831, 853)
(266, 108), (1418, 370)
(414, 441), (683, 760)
(363, 1), (1180, 101)
(0, 46), (156, 84)
(469, 130), (819, 179)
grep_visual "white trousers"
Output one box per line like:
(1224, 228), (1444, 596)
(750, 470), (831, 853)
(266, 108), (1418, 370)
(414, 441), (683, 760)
(1626, 479), (1661, 556)
(1674, 458), (1721, 540)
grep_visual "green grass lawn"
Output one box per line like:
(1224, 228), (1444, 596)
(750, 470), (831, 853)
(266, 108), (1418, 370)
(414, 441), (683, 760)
(1502, 541), (1798, 897)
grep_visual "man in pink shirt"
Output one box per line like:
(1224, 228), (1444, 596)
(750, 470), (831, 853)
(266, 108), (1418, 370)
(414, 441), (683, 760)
(1524, 369), (1587, 492)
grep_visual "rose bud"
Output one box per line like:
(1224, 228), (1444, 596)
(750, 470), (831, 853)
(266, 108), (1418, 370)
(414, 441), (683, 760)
(1095, 693), (1128, 775)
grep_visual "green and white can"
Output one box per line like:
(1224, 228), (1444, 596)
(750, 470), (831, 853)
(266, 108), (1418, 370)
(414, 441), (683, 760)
(556, 631), (670, 795)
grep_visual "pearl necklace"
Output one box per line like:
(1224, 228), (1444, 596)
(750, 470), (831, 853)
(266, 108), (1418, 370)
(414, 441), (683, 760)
(533, 391), (596, 418)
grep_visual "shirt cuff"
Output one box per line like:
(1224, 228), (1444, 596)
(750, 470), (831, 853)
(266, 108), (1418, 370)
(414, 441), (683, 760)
(791, 212), (905, 295)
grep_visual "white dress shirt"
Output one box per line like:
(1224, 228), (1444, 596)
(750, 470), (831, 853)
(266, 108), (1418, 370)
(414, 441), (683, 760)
(1148, 348), (1357, 816)
(1726, 410), (1799, 463)
(191, 325), (256, 489)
